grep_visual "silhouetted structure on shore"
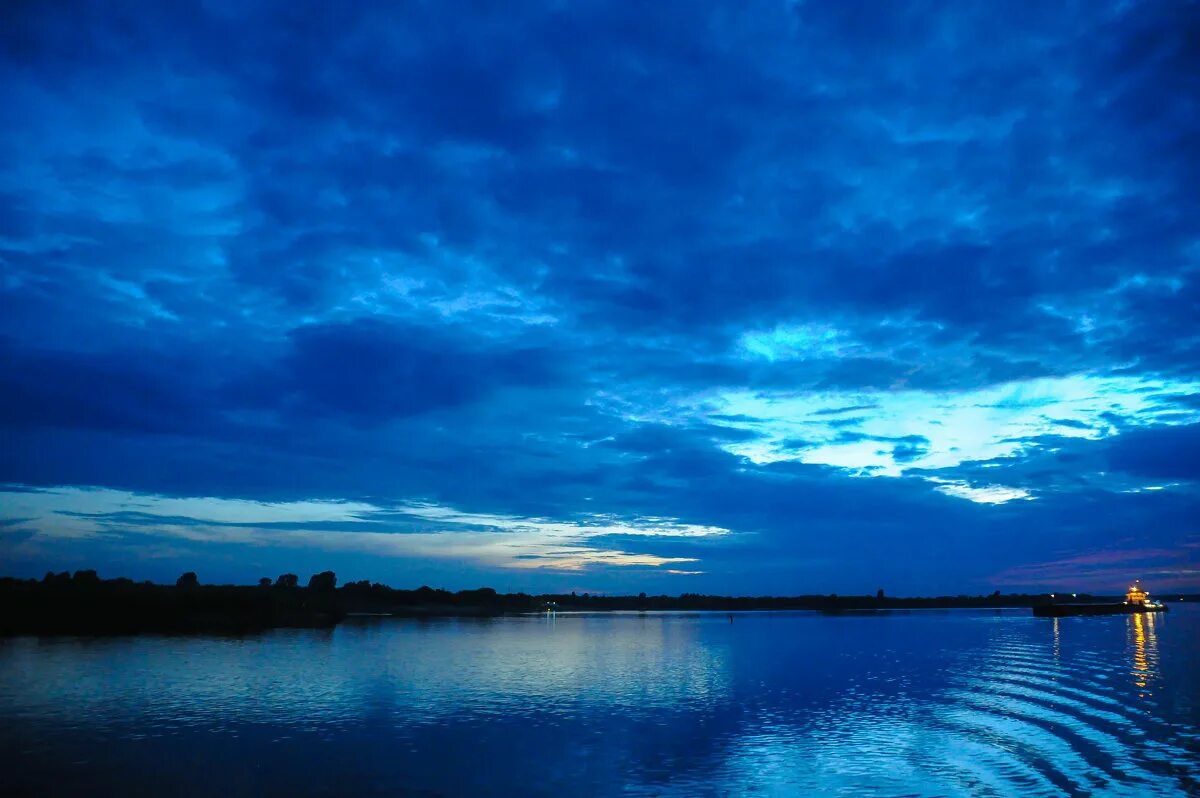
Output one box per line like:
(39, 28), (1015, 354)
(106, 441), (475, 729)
(2, 571), (1196, 635)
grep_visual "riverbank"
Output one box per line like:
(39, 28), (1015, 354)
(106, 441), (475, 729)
(3, 573), (1196, 635)
(0, 577), (344, 635)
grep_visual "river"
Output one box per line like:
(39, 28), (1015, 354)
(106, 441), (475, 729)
(2, 606), (1197, 796)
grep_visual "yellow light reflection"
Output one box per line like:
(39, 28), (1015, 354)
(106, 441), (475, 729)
(1132, 613), (1147, 688)
(1129, 610), (1158, 697)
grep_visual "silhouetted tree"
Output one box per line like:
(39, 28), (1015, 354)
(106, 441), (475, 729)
(176, 572), (199, 588)
(277, 573), (299, 588)
(259, 577), (273, 587)
(307, 571), (337, 592)
(876, 588), (885, 600)
(73, 569), (100, 584)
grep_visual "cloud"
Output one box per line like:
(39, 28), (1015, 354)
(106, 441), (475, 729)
(705, 375), (1200, 476)
(1104, 422), (1200, 482)
(275, 318), (557, 421)
(0, 485), (723, 574)
(0, 0), (1197, 591)
(992, 544), (1200, 592)
(926, 479), (1032, 506)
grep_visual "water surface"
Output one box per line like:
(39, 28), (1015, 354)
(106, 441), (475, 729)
(2, 607), (1198, 796)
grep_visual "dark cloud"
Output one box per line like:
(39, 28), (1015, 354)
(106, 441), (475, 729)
(1105, 423), (1200, 482)
(0, 340), (222, 436)
(276, 319), (557, 421)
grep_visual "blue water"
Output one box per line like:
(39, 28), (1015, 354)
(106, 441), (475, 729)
(2, 607), (1198, 796)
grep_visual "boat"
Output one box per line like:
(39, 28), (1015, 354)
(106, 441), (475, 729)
(1032, 580), (1169, 617)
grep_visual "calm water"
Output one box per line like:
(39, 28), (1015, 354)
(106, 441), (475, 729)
(2, 607), (1198, 797)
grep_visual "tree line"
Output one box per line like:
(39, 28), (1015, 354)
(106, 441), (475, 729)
(9, 570), (1190, 637)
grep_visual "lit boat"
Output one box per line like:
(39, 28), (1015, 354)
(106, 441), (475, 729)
(1032, 580), (1169, 617)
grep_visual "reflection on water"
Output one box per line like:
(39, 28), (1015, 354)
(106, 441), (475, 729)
(1, 608), (1198, 797)
(1131, 611), (1157, 694)
(1052, 616), (1061, 663)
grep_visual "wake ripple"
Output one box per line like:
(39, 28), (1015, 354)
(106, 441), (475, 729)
(918, 630), (1199, 797)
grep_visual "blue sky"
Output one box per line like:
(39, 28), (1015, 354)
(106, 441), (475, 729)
(2, 0), (1198, 594)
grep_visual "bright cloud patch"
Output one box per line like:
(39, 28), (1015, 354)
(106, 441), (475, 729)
(705, 375), (1200, 479)
(739, 324), (861, 362)
(0, 486), (724, 573)
(926, 479), (1031, 505)
(395, 503), (728, 539)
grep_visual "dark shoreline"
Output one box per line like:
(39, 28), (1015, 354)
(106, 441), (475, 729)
(3, 573), (1196, 636)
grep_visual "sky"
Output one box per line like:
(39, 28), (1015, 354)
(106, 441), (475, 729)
(1, 0), (1198, 595)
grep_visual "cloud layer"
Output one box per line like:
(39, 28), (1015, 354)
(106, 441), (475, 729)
(1, 0), (1197, 592)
